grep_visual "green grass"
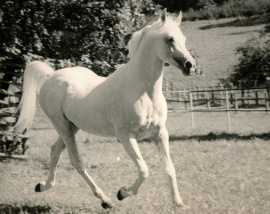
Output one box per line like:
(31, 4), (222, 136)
(1, 128), (270, 213)
(1, 109), (270, 213)
(167, 111), (270, 136)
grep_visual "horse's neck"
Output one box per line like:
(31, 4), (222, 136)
(128, 45), (164, 99)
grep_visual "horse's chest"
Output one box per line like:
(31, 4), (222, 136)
(134, 120), (161, 141)
(129, 96), (164, 140)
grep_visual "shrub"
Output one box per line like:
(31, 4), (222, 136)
(229, 35), (270, 87)
(228, 10), (270, 88)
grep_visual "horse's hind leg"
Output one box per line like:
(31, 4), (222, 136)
(117, 135), (149, 200)
(50, 117), (114, 209)
(35, 137), (66, 192)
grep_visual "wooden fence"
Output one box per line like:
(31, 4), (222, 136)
(0, 63), (28, 158)
(163, 78), (270, 131)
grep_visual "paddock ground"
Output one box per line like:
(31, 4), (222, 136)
(1, 110), (270, 214)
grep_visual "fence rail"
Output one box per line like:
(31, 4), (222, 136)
(164, 84), (270, 109)
(163, 84), (270, 131)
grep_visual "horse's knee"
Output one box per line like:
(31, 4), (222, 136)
(166, 169), (176, 180)
(76, 167), (86, 175)
(72, 161), (85, 175)
(165, 163), (176, 180)
(50, 139), (65, 155)
(139, 164), (149, 179)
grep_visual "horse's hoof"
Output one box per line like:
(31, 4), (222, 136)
(176, 202), (190, 210)
(181, 204), (190, 210)
(101, 202), (113, 209)
(117, 189), (124, 201)
(35, 183), (41, 192)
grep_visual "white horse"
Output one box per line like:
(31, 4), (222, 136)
(15, 9), (196, 209)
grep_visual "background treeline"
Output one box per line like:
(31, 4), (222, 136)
(154, 0), (270, 20)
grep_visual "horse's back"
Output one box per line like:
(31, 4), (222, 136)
(53, 67), (105, 90)
(39, 67), (106, 116)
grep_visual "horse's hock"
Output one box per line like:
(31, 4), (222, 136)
(0, 63), (29, 157)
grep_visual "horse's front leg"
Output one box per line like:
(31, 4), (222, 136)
(117, 136), (149, 200)
(153, 128), (189, 209)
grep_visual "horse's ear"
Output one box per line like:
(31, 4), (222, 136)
(160, 8), (167, 25)
(176, 11), (182, 26)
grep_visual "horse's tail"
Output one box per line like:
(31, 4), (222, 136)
(14, 61), (54, 133)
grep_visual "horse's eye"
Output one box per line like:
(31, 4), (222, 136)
(167, 37), (174, 43)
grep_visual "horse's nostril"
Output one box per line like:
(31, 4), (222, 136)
(185, 61), (192, 70)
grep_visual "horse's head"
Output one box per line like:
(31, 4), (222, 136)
(155, 9), (196, 76)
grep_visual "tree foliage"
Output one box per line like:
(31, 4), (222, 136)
(229, 36), (270, 87)
(0, 0), (160, 75)
(228, 12), (270, 88)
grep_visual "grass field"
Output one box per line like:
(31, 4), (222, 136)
(1, 17), (270, 213)
(1, 126), (269, 213)
(1, 109), (270, 213)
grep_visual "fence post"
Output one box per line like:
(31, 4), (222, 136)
(235, 92), (239, 110)
(207, 93), (211, 110)
(189, 91), (195, 129)
(170, 82), (174, 101)
(230, 92), (234, 105)
(183, 96), (187, 111)
(241, 87), (245, 107)
(226, 90), (231, 132)
(211, 88), (215, 106)
(183, 87), (188, 110)
(265, 92), (269, 111)
(255, 90), (259, 107)
(219, 83), (224, 106)
(247, 89), (250, 106)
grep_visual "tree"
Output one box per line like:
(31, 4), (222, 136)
(228, 10), (270, 87)
(229, 36), (270, 87)
(0, 0), (159, 76)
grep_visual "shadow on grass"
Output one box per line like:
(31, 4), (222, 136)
(200, 15), (268, 30)
(170, 132), (270, 142)
(0, 204), (52, 214)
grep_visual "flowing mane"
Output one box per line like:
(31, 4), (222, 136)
(128, 20), (161, 58)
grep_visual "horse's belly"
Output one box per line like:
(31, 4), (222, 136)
(64, 97), (116, 137)
(75, 117), (115, 137)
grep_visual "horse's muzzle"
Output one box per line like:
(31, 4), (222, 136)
(184, 61), (193, 70)
(182, 61), (196, 76)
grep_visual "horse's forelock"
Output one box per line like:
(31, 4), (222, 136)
(127, 17), (180, 58)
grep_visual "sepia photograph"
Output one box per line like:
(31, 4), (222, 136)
(1, 0), (269, 213)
